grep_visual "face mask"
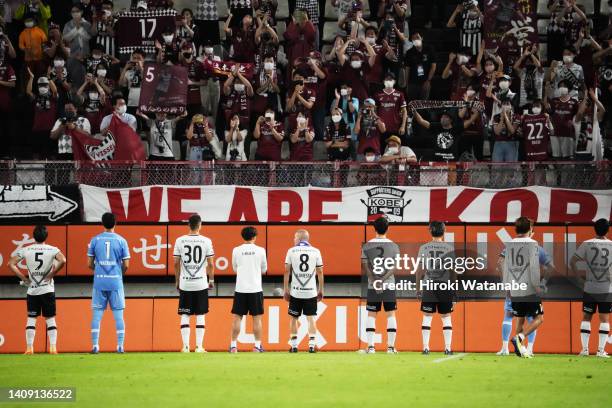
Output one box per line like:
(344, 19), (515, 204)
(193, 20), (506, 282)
(297, 117), (306, 125)
(204, 47), (213, 55)
(331, 115), (342, 123)
(38, 86), (49, 95)
(350, 60), (362, 69)
(103, 9), (112, 17)
(498, 81), (510, 90)
(366, 37), (376, 45)
(466, 89), (475, 97)
(558, 86), (569, 96)
(234, 83), (245, 92)
(25, 21), (34, 28)
(183, 53), (192, 59)
(563, 55), (574, 64)
(53, 60), (65, 68)
(458, 56), (468, 65)
(93, 53), (103, 60)
(413, 39), (422, 47)
(387, 146), (399, 155)
(97, 69), (107, 77)
(265, 112), (274, 120)
(365, 155), (375, 162)
(581, 39), (590, 47)
(264, 62), (275, 70)
(89, 92), (99, 100)
(163, 35), (174, 44)
(384, 80), (395, 89)
(468, 11), (478, 18)
(340, 89), (348, 96)
(484, 65), (494, 73)
(117, 105), (127, 114)
(532, 106), (542, 115)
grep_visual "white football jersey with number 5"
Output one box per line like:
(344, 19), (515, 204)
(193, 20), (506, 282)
(15, 244), (60, 296)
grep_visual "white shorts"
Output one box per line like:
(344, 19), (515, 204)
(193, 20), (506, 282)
(550, 136), (574, 158)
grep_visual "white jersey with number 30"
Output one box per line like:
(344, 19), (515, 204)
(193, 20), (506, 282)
(285, 243), (323, 299)
(15, 244), (60, 296)
(173, 234), (214, 291)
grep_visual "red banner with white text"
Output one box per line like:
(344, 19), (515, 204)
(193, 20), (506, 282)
(79, 185), (612, 224)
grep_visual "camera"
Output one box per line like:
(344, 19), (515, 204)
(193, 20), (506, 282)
(61, 112), (77, 124)
(229, 148), (240, 161)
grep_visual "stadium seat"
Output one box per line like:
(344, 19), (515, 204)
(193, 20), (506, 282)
(313, 141), (328, 161)
(219, 21), (226, 41)
(537, 19), (548, 35)
(249, 141), (258, 160)
(539, 43), (548, 65)
(173, 141), (181, 160)
(537, 1), (551, 17)
(324, 2), (339, 21)
(322, 21), (340, 43)
(601, 0), (611, 14)
(217, 0), (229, 19)
(277, 1), (289, 20)
(113, 0), (130, 11)
(576, 0), (595, 15)
(281, 141), (290, 160)
(276, 21), (287, 40)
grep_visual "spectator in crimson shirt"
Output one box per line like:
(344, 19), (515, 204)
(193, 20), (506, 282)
(360, 26), (385, 94)
(283, 9), (315, 68)
(442, 47), (480, 101)
(299, 51), (327, 140)
(286, 70), (315, 129)
(354, 98), (386, 157)
(289, 112), (315, 161)
(0, 56), (16, 158)
(225, 13), (257, 63)
(156, 26), (181, 65)
(374, 72), (407, 137)
(180, 44), (205, 113)
(324, 107), (352, 161)
(544, 79), (580, 159)
(253, 108), (284, 161)
(338, 42), (376, 101)
(222, 65), (254, 128)
(26, 71), (58, 159)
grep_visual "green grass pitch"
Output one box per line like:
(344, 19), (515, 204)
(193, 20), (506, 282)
(0, 352), (609, 408)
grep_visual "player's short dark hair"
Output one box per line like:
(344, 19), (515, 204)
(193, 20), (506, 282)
(188, 214), (202, 230)
(429, 221), (445, 238)
(594, 218), (610, 237)
(515, 217), (533, 235)
(373, 216), (389, 234)
(102, 212), (116, 229)
(241, 226), (258, 241)
(33, 225), (48, 243)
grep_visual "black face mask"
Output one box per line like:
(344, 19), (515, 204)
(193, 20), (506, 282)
(183, 53), (192, 59)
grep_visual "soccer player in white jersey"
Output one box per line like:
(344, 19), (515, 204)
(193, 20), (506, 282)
(173, 214), (215, 353)
(9, 225), (66, 355)
(570, 218), (611, 358)
(497, 217), (554, 358)
(283, 229), (324, 353)
(361, 216), (400, 354)
(230, 226), (268, 353)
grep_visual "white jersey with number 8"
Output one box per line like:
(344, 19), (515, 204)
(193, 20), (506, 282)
(285, 244), (323, 299)
(173, 234), (214, 291)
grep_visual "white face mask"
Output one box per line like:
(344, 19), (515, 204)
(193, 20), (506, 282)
(97, 69), (107, 77)
(484, 64), (495, 73)
(92, 53), (102, 60)
(204, 47), (213, 55)
(163, 34), (174, 44)
(265, 112), (274, 120)
(53, 60), (65, 68)
(350, 60), (362, 69)
(563, 55), (574, 64)
(264, 62), (275, 71)
(297, 117), (306, 125)
(365, 155), (375, 162)
(331, 115), (342, 123)
(25, 21), (35, 28)
(558, 86), (569, 96)
(531, 106), (542, 115)
(340, 89), (348, 96)
(103, 9), (112, 17)
(499, 81), (510, 90)
(384, 80), (395, 89)
(366, 37), (376, 45)
(387, 146), (399, 155)
(38, 86), (49, 95)
(466, 89), (475, 97)
(413, 39), (422, 47)
(117, 105), (127, 114)
(234, 83), (245, 92)
(457, 55), (468, 65)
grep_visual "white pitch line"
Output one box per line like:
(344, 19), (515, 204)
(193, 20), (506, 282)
(432, 353), (468, 363)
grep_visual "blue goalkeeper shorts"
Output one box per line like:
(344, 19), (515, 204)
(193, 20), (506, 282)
(504, 297), (513, 313)
(92, 287), (125, 310)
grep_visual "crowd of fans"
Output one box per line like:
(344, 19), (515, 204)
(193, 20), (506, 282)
(0, 0), (610, 164)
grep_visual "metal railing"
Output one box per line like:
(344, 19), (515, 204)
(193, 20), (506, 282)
(0, 160), (611, 189)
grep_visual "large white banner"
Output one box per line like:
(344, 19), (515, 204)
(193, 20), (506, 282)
(79, 185), (612, 223)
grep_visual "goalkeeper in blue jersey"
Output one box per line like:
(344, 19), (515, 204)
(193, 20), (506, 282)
(87, 213), (130, 353)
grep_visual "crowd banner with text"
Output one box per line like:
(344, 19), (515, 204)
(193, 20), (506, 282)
(80, 185), (612, 224)
(115, 9), (178, 55)
(138, 63), (188, 114)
